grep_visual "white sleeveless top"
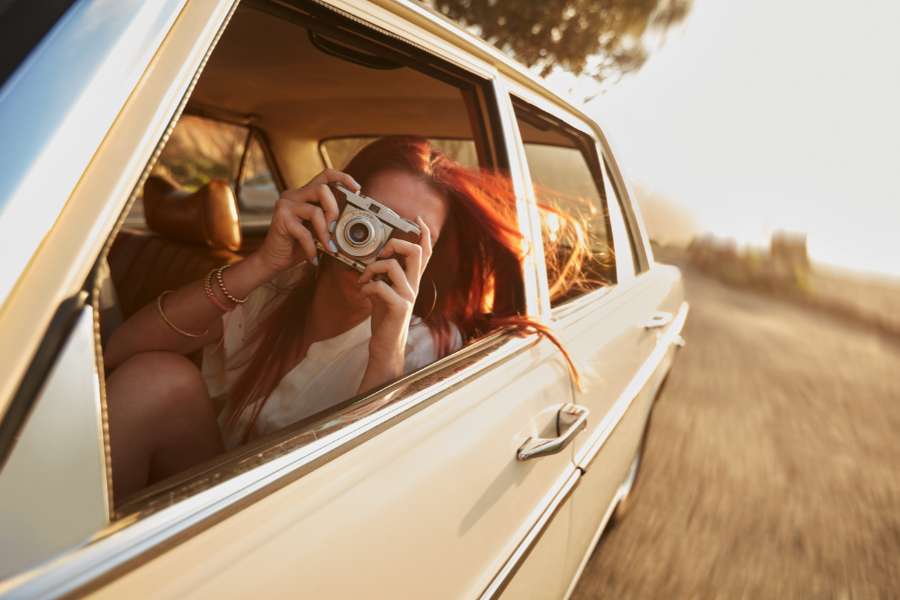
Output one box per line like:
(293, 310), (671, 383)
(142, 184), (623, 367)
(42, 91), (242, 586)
(201, 269), (461, 450)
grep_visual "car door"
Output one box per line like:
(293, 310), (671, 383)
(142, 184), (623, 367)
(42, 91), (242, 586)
(558, 155), (686, 592)
(0, 2), (583, 598)
(505, 91), (688, 594)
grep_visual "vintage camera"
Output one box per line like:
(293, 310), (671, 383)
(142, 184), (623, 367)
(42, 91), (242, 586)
(316, 183), (421, 273)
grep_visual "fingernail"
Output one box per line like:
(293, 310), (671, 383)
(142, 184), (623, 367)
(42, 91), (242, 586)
(351, 178), (361, 190)
(328, 220), (336, 233)
(311, 255), (319, 266)
(328, 240), (338, 253)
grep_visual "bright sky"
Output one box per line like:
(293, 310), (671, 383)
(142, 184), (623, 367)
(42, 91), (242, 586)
(549, 0), (900, 278)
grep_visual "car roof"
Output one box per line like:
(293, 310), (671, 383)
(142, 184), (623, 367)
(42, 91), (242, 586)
(377, 0), (598, 130)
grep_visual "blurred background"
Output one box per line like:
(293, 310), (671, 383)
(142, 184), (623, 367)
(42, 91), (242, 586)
(428, 0), (900, 597)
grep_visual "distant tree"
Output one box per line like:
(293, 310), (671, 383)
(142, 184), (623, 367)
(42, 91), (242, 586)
(424, 0), (692, 83)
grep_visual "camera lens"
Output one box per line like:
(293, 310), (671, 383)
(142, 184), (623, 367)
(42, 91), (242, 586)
(348, 222), (370, 244)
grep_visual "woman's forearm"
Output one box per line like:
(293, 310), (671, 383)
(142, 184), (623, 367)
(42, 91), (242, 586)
(357, 349), (405, 396)
(104, 253), (277, 370)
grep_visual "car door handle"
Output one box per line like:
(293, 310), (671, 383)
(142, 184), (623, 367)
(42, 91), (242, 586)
(517, 403), (589, 461)
(643, 311), (673, 330)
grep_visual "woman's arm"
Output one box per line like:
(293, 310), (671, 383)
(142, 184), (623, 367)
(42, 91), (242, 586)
(356, 217), (432, 395)
(104, 168), (361, 371)
(103, 253), (276, 370)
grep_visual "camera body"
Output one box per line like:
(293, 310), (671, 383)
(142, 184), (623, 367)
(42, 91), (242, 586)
(318, 183), (421, 273)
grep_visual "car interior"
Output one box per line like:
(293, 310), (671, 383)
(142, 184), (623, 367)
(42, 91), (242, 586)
(97, 1), (613, 515)
(96, 2), (510, 513)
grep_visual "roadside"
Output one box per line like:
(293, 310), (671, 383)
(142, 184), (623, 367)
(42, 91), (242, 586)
(572, 265), (900, 599)
(656, 242), (900, 341)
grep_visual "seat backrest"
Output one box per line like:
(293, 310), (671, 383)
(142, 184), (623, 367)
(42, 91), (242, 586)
(108, 177), (244, 319)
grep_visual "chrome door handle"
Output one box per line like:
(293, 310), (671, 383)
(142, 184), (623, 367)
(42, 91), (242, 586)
(643, 311), (673, 330)
(517, 403), (589, 461)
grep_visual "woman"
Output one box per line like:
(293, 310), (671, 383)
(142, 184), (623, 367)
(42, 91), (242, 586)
(104, 136), (581, 504)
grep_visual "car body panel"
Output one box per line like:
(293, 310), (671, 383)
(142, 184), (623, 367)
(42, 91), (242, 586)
(0, 0), (188, 314)
(0, 306), (108, 580)
(91, 341), (576, 599)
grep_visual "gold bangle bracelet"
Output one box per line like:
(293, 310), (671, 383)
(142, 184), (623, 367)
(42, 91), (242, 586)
(156, 290), (209, 338)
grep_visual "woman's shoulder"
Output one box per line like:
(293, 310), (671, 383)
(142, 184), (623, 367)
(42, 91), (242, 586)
(404, 317), (463, 374)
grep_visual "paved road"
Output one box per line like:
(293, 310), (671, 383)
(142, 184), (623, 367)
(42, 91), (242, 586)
(571, 267), (900, 599)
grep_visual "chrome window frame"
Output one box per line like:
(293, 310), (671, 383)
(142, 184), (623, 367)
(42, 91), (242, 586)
(596, 133), (655, 271)
(502, 84), (632, 320)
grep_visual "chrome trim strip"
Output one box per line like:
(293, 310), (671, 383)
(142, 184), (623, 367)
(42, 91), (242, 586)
(562, 475), (628, 600)
(0, 332), (538, 599)
(574, 301), (690, 471)
(479, 467), (581, 600)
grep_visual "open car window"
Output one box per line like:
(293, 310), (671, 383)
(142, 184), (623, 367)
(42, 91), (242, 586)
(511, 98), (616, 306)
(99, 2), (519, 517)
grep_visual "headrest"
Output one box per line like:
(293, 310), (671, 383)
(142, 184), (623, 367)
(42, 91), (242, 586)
(142, 176), (242, 251)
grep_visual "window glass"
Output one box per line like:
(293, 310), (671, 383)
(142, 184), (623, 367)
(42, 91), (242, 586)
(603, 157), (649, 273)
(155, 114), (247, 191)
(239, 135), (280, 212)
(321, 137), (479, 170)
(513, 101), (615, 305)
(126, 115), (279, 225)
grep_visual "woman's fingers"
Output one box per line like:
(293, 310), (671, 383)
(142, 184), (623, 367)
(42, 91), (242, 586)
(312, 183), (340, 232)
(280, 202), (325, 250)
(280, 212), (317, 261)
(308, 168), (361, 193)
(359, 259), (414, 300)
(359, 280), (407, 312)
(377, 239), (422, 287)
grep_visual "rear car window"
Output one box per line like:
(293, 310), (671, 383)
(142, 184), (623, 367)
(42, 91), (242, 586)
(126, 114), (280, 226)
(512, 99), (616, 305)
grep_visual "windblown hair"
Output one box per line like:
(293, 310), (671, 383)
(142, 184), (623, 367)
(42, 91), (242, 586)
(225, 136), (595, 441)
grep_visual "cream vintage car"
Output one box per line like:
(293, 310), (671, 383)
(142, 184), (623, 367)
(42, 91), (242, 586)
(0, 0), (687, 598)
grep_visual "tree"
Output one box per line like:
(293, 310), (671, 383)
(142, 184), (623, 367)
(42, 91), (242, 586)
(424, 0), (692, 83)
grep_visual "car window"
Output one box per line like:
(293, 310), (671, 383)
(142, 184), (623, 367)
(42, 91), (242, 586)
(156, 114), (246, 191)
(603, 156), (649, 273)
(125, 115), (280, 226)
(512, 99), (616, 306)
(238, 134), (281, 212)
(99, 4), (521, 516)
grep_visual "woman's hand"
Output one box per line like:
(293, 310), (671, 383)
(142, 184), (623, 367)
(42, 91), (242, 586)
(356, 217), (433, 393)
(253, 168), (360, 278)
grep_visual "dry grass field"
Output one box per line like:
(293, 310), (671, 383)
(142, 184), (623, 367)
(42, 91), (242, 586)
(572, 265), (900, 599)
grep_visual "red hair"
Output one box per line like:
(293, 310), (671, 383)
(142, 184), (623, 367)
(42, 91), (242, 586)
(225, 137), (582, 441)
